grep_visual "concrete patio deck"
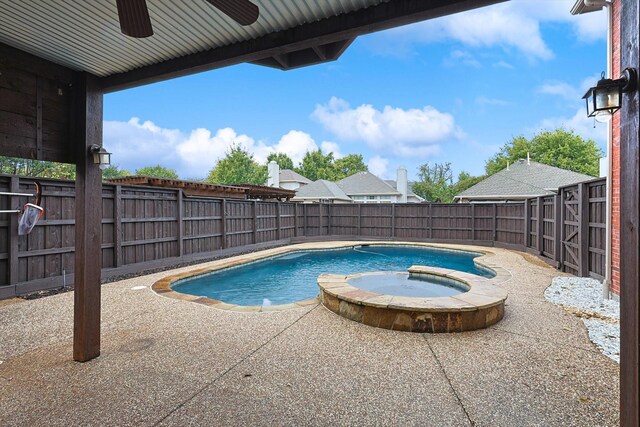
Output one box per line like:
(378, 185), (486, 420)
(0, 243), (619, 426)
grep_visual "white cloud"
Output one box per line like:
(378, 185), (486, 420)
(311, 97), (460, 158)
(367, 155), (389, 179)
(271, 130), (318, 165)
(444, 50), (481, 68)
(103, 118), (342, 179)
(493, 61), (514, 69)
(537, 74), (602, 101)
(365, 0), (606, 60)
(536, 108), (607, 148)
(537, 81), (579, 100)
(320, 141), (343, 159)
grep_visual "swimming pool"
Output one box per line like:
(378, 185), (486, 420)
(172, 245), (494, 306)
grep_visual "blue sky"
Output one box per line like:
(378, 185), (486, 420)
(104, 0), (608, 181)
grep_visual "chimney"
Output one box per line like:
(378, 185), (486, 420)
(397, 166), (408, 203)
(267, 161), (279, 187)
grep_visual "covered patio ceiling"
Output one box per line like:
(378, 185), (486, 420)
(0, 0), (503, 91)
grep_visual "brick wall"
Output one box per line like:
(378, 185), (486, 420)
(610, 0), (621, 295)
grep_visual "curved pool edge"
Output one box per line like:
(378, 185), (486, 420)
(318, 266), (508, 332)
(151, 241), (511, 312)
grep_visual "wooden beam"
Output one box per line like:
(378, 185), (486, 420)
(176, 190), (183, 257)
(620, 0), (639, 424)
(100, 0), (504, 92)
(72, 72), (103, 363)
(554, 194), (562, 267)
(523, 198), (530, 247)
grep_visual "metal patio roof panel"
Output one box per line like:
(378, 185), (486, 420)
(0, 0), (387, 77)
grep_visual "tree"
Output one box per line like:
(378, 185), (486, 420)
(0, 157), (75, 179)
(412, 162), (456, 203)
(333, 154), (368, 180)
(135, 165), (179, 179)
(101, 165), (130, 180)
(296, 150), (337, 181)
(206, 145), (267, 185)
(453, 171), (485, 195)
(485, 128), (603, 176)
(267, 152), (294, 170)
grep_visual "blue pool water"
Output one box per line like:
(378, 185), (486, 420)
(348, 273), (469, 298)
(173, 245), (494, 306)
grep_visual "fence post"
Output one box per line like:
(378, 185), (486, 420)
(428, 203), (433, 239)
(8, 176), (19, 287)
(176, 190), (183, 258)
(276, 201), (281, 240)
(304, 203), (308, 236)
(554, 193), (562, 268)
(221, 199), (227, 249)
(523, 198), (530, 248)
(536, 196), (544, 255)
(327, 203), (332, 236)
(252, 200), (258, 243)
(357, 203), (362, 237)
(471, 203), (476, 241)
(391, 204), (396, 238)
(293, 203), (298, 237)
(319, 202), (324, 236)
(112, 185), (122, 267)
(492, 204), (497, 242)
(579, 182), (590, 276)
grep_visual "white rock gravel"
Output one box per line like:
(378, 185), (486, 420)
(545, 277), (620, 363)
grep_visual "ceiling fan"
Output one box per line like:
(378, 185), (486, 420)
(115, 0), (259, 38)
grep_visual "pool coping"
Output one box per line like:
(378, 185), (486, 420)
(317, 266), (508, 332)
(150, 241), (512, 312)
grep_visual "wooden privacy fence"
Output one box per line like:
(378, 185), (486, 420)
(0, 174), (606, 299)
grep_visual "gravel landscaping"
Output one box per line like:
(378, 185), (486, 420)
(545, 277), (620, 363)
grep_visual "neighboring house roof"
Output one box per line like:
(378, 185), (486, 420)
(455, 160), (594, 200)
(337, 171), (400, 196)
(292, 179), (352, 201)
(384, 180), (425, 200)
(279, 169), (311, 184)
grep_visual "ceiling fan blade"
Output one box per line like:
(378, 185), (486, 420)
(206, 0), (259, 26)
(116, 0), (154, 38)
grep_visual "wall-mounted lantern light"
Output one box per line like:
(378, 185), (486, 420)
(583, 68), (638, 122)
(89, 144), (111, 170)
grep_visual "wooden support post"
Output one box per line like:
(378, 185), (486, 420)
(293, 203), (298, 237)
(327, 203), (332, 236)
(275, 201), (281, 240)
(72, 72), (103, 363)
(536, 196), (544, 254)
(176, 190), (183, 257)
(554, 194), (562, 267)
(578, 182), (589, 276)
(220, 199), (227, 249)
(113, 185), (122, 267)
(619, 1), (640, 421)
(8, 176), (19, 288)
(391, 204), (395, 238)
(252, 200), (258, 243)
(357, 203), (362, 237)
(559, 190), (566, 271)
(523, 199), (530, 248)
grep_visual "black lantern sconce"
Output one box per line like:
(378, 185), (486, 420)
(583, 67), (638, 122)
(89, 144), (112, 170)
